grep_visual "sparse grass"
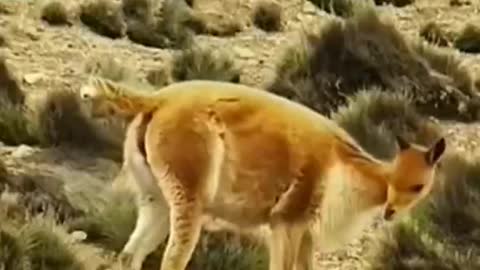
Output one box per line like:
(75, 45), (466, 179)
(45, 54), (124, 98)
(172, 45), (240, 83)
(41, 1), (71, 26)
(252, 1), (283, 32)
(454, 23), (480, 54)
(269, 5), (480, 121)
(374, 0), (415, 7)
(420, 21), (450, 47)
(332, 89), (441, 159)
(307, 0), (354, 17)
(80, 0), (126, 39)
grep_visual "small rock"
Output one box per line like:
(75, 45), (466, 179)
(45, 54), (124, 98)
(70, 230), (87, 242)
(11, 145), (35, 158)
(234, 46), (255, 58)
(23, 72), (44, 84)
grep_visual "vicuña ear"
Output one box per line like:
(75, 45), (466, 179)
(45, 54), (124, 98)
(395, 135), (410, 151)
(425, 137), (446, 166)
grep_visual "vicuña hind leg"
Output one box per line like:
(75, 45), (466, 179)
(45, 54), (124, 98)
(161, 192), (203, 270)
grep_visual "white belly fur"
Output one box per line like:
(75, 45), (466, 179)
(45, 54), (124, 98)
(315, 162), (383, 252)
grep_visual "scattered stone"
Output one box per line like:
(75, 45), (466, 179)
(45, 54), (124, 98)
(23, 72), (44, 84)
(10, 145), (36, 159)
(71, 230), (88, 242)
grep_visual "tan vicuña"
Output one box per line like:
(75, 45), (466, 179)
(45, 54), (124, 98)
(80, 77), (446, 270)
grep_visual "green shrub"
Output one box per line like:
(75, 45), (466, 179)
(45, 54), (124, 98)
(41, 1), (71, 26)
(252, 1), (283, 32)
(80, 0), (126, 39)
(124, 0), (200, 49)
(454, 23), (480, 53)
(172, 45), (240, 83)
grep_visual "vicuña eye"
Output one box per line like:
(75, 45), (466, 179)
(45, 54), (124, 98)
(409, 184), (424, 193)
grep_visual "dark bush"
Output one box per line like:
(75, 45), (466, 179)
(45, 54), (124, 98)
(252, 1), (283, 32)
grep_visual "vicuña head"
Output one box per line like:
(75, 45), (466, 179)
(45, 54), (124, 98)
(79, 76), (157, 118)
(383, 135), (446, 221)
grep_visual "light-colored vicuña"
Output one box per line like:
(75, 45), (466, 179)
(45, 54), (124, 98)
(80, 76), (446, 270)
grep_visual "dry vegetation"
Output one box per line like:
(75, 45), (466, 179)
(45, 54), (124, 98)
(269, 5), (480, 121)
(1, 0), (480, 269)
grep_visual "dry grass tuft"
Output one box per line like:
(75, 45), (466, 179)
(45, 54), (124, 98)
(80, 0), (126, 39)
(454, 23), (480, 54)
(374, 0), (415, 7)
(420, 21), (450, 47)
(41, 1), (71, 26)
(252, 1), (283, 32)
(307, 0), (354, 17)
(0, 206), (83, 270)
(414, 41), (477, 96)
(172, 45), (240, 83)
(269, 5), (480, 121)
(123, 0), (199, 49)
(67, 185), (136, 252)
(332, 89), (441, 159)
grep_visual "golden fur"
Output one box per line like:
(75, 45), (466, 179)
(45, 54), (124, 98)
(80, 77), (447, 270)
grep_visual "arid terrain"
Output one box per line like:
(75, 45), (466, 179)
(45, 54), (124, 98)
(1, 0), (480, 269)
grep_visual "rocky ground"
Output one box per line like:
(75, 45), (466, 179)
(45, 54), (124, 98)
(1, 0), (480, 269)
